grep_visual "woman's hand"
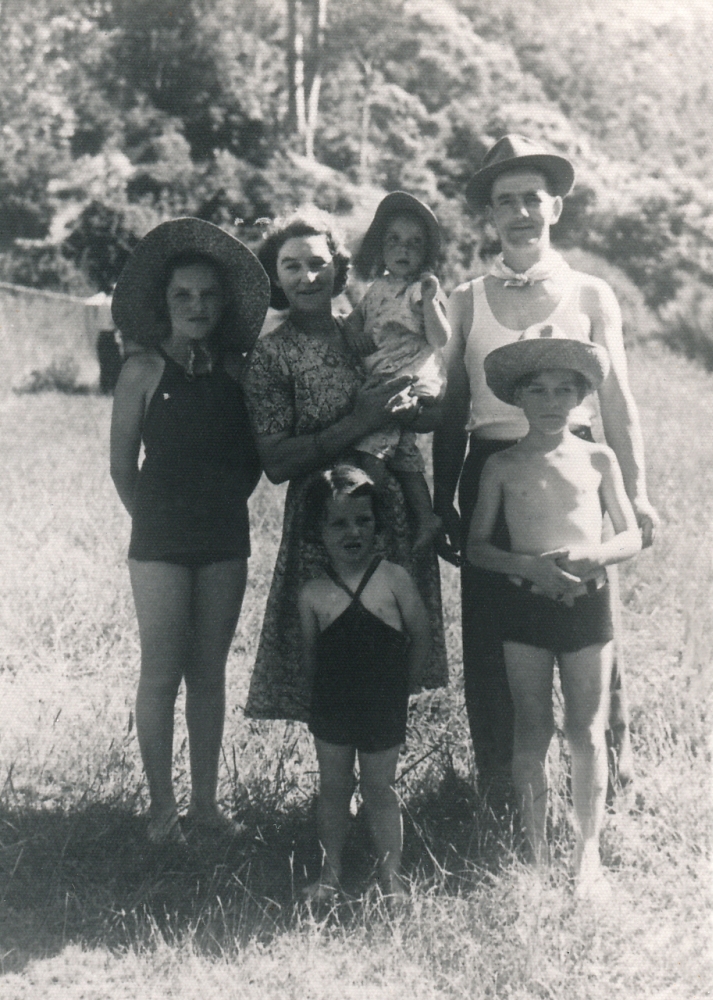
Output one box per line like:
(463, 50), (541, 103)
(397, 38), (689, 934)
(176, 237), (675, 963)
(352, 375), (413, 433)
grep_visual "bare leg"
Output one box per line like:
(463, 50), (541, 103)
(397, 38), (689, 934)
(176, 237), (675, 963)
(306, 738), (356, 899)
(395, 470), (442, 554)
(359, 745), (405, 897)
(185, 559), (247, 826)
(129, 560), (191, 835)
(504, 642), (556, 870)
(560, 642), (612, 895)
(354, 449), (389, 489)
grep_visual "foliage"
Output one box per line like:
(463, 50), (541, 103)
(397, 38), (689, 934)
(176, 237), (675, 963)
(2, 0), (713, 363)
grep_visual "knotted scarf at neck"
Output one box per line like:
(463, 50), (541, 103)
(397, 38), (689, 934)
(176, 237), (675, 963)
(488, 249), (571, 287)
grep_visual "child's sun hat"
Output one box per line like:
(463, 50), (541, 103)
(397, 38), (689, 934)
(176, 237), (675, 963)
(353, 191), (441, 280)
(484, 322), (610, 405)
(112, 217), (270, 351)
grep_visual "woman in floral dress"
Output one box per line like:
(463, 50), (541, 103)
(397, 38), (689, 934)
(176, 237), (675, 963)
(244, 207), (448, 721)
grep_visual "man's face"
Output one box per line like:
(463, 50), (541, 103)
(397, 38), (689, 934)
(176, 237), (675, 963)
(487, 171), (563, 251)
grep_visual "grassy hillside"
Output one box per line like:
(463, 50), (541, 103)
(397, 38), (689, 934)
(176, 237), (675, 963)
(0, 339), (709, 998)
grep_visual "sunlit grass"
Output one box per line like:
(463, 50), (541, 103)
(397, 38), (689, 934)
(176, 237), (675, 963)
(0, 342), (710, 998)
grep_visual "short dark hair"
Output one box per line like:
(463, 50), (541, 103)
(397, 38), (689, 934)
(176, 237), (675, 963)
(302, 464), (383, 542)
(258, 206), (351, 310)
(153, 251), (235, 346)
(514, 368), (590, 402)
(353, 211), (438, 281)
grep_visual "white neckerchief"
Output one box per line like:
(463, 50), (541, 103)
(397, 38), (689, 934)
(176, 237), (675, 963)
(488, 249), (571, 287)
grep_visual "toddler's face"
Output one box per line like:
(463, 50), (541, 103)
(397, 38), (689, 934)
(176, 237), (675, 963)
(321, 494), (376, 566)
(382, 216), (427, 280)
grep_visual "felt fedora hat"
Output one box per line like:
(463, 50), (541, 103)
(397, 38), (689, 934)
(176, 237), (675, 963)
(112, 218), (270, 351)
(465, 135), (575, 211)
(353, 191), (441, 280)
(484, 322), (610, 406)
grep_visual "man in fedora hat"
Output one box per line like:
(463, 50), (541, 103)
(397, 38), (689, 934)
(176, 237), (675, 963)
(433, 134), (659, 806)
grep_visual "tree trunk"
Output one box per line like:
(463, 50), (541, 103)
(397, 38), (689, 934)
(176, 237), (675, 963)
(286, 0), (306, 136)
(304, 0), (327, 161)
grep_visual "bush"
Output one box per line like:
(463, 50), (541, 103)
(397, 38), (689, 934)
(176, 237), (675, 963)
(14, 356), (89, 395)
(657, 280), (713, 370)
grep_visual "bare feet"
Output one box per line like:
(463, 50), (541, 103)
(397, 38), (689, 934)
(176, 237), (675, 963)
(573, 842), (611, 903)
(301, 880), (339, 905)
(147, 809), (188, 846)
(185, 806), (245, 837)
(413, 513), (443, 556)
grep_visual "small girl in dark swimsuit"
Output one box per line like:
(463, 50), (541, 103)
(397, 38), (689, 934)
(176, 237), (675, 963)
(298, 465), (430, 902)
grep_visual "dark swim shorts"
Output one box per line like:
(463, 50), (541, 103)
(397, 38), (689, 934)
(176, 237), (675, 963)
(502, 579), (613, 654)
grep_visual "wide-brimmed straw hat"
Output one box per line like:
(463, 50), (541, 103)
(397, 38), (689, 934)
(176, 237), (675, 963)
(484, 322), (610, 405)
(112, 218), (270, 351)
(353, 191), (441, 280)
(465, 134), (575, 211)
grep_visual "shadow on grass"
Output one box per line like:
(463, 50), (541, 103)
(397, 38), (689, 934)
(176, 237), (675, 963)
(0, 770), (519, 975)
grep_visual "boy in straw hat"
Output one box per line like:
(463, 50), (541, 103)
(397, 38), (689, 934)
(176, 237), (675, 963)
(466, 323), (641, 894)
(432, 134), (658, 806)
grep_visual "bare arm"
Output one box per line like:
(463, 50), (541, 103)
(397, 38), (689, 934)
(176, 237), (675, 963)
(298, 586), (320, 695)
(109, 353), (162, 516)
(255, 374), (413, 484)
(586, 278), (659, 547)
(392, 566), (430, 690)
(432, 284), (472, 558)
(557, 448), (642, 579)
(420, 273), (450, 349)
(466, 456), (582, 598)
(342, 301), (376, 356)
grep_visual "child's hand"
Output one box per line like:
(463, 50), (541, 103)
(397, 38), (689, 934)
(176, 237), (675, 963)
(552, 546), (604, 581)
(420, 272), (440, 301)
(528, 550), (583, 600)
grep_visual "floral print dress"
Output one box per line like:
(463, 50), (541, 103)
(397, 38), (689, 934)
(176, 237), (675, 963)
(243, 317), (448, 722)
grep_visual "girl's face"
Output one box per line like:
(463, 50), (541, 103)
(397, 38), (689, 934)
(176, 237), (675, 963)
(275, 233), (336, 314)
(321, 494), (376, 567)
(166, 262), (225, 342)
(382, 215), (427, 280)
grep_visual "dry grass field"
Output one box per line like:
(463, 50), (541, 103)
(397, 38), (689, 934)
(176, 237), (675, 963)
(0, 340), (710, 999)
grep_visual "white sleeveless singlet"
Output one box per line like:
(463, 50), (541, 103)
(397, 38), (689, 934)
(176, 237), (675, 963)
(464, 276), (598, 439)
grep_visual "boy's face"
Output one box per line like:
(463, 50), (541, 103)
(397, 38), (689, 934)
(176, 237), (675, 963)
(382, 215), (427, 280)
(321, 494), (376, 566)
(514, 369), (585, 434)
(488, 171), (562, 252)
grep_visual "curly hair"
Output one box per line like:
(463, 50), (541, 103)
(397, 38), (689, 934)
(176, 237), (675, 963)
(302, 464), (384, 543)
(258, 206), (351, 310)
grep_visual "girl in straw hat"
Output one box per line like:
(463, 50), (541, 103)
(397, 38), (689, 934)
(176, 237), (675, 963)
(110, 218), (269, 844)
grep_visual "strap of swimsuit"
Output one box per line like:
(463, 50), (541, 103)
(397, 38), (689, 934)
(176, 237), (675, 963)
(324, 555), (382, 603)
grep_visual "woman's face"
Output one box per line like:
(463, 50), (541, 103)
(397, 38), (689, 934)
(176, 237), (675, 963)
(166, 262), (225, 341)
(275, 233), (336, 313)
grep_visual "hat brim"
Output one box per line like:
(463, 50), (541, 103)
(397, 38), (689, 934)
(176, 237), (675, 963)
(466, 154), (575, 211)
(484, 338), (610, 406)
(111, 218), (270, 352)
(355, 191), (440, 279)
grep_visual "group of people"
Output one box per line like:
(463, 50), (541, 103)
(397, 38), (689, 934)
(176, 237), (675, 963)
(109, 134), (657, 902)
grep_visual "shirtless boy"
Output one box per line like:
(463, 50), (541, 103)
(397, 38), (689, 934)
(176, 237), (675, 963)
(466, 325), (641, 894)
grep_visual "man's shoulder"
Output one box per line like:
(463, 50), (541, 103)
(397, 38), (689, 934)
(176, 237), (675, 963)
(450, 276), (484, 299)
(566, 267), (616, 303)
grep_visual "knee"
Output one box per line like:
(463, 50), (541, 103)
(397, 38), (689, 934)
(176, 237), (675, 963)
(137, 673), (181, 703)
(513, 706), (554, 748)
(184, 663), (225, 697)
(361, 778), (396, 813)
(565, 716), (604, 751)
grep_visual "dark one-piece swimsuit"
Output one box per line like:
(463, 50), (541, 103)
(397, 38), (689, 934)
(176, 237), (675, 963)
(129, 347), (261, 566)
(309, 556), (410, 753)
